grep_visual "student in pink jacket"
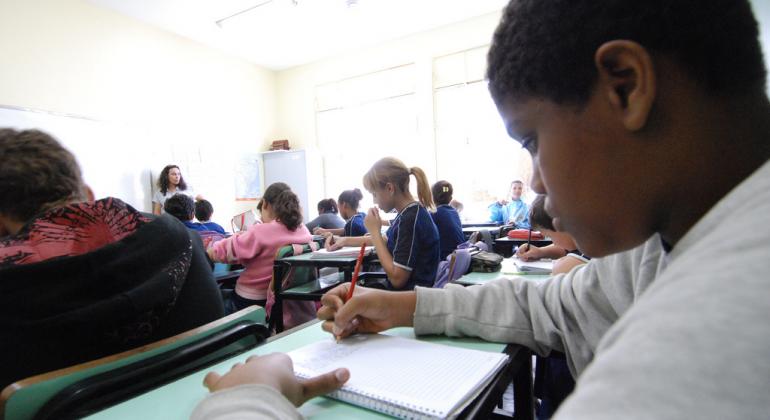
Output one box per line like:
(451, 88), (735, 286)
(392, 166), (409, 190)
(209, 182), (311, 314)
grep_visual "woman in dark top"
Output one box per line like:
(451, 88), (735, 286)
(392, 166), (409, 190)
(0, 129), (223, 388)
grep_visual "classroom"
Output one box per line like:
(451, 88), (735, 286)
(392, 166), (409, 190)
(2, 0), (770, 419)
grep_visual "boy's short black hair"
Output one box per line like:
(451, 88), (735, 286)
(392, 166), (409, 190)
(194, 199), (214, 222)
(164, 194), (194, 222)
(487, 0), (766, 106)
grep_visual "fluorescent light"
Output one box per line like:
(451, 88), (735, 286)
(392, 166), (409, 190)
(216, 0), (278, 28)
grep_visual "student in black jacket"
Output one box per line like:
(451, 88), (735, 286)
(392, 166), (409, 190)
(0, 129), (224, 388)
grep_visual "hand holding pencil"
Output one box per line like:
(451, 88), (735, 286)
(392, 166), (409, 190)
(317, 245), (417, 339)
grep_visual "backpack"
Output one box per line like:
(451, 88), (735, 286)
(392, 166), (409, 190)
(470, 250), (504, 273)
(433, 249), (473, 288)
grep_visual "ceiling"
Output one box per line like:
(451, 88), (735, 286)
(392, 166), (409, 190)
(90, 0), (508, 70)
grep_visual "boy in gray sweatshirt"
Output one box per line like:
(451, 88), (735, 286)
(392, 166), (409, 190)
(194, 1), (770, 418)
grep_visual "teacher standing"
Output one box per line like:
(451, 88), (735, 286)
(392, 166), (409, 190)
(152, 164), (199, 215)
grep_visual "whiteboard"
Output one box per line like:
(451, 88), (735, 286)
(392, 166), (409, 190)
(261, 150), (309, 219)
(0, 105), (154, 211)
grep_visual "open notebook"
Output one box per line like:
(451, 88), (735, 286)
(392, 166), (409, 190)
(288, 334), (508, 419)
(513, 258), (553, 274)
(310, 246), (374, 259)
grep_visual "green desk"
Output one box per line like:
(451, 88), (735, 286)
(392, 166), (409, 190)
(281, 272), (345, 297)
(278, 252), (375, 282)
(85, 322), (533, 419)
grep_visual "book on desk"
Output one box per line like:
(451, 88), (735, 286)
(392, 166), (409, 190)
(289, 333), (508, 419)
(512, 258), (553, 274)
(310, 246), (375, 259)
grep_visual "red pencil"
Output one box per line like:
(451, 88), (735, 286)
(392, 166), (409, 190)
(346, 243), (367, 301)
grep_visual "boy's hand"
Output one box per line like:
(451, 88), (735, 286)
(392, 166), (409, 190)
(313, 227), (328, 235)
(326, 235), (345, 251)
(516, 244), (542, 261)
(363, 208), (382, 236)
(317, 283), (416, 338)
(203, 353), (349, 406)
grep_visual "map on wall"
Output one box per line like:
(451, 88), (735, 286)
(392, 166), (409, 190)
(235, 152), (262, 200)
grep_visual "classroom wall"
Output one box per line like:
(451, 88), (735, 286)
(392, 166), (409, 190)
(274, 12), (503, 218)
(0, 0), (278, 227)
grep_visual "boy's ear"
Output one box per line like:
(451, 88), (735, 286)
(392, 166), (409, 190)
(594, 40), (656, 131)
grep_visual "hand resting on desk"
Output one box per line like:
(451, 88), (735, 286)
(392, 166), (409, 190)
(202, 353), (349, 406)
(317, 283), (416, 339)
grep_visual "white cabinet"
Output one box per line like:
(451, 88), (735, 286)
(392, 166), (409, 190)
(260, 149), (320, 221)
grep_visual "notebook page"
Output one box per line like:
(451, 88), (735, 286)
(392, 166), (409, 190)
(514, 257), (553, 272)
(289, 334), (508, 417)
(310, 246), (373, 258)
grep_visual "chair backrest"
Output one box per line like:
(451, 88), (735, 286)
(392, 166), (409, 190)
(274, 243), (318, 289)
(1, 307), (267, 420)
(267, 243), (319, 332)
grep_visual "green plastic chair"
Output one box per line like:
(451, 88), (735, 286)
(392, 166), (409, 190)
(269, 243), (320, 333)
(1, 306), (267, 420)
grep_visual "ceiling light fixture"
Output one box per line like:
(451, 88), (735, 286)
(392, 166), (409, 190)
(216, 0), (301, 28)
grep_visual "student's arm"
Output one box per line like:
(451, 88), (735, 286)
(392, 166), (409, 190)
(552, 255), (586, 275)
(413, 236), (664, 375)
(326, 234), (372, 250)
(152, 202), (162, 215)
(208, 227), (262, 263)
(363, 207), (410, 289)
(517, 244), (568, 261)
(488, 202), (505, 223)
(315, 227), (343, 236)
(192, 353), (349, 420)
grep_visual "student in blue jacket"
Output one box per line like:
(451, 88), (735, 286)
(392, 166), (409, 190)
(194, 199), (227, 234)
(489, 180), (530, 228)
(430, 181), (465, 260)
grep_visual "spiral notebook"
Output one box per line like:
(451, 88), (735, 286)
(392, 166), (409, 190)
(288, 334), (508, 419)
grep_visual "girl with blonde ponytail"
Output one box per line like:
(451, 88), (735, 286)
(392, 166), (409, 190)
(327, 157), (439, 289)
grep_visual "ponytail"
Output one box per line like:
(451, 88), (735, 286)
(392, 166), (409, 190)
(261, 182), (303, 230)
(272, 190), (303, 230)
(364, 157), (434, 210)
(410, 166), (434, 210)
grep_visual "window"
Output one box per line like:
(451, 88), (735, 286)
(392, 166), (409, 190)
(316, 64), (431, 210)
(433, 47), (533, 221)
